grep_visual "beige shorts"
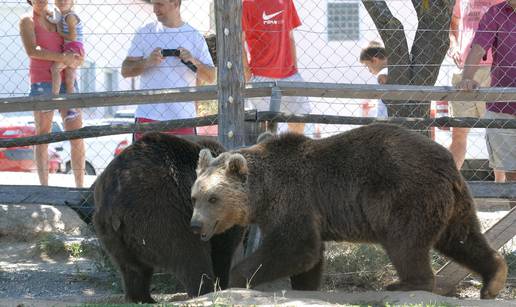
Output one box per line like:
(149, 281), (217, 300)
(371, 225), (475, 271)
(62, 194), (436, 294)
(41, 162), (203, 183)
(245, 73), (312, 115)
(450, 66), (491, 117)
(485, 111), (516, 172)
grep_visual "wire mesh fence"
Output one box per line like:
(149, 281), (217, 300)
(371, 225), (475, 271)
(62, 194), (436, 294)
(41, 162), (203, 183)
(0, 0), (515, 301)
(0, 0), (514, 181)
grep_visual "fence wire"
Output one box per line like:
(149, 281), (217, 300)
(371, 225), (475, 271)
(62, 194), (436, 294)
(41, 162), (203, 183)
(0, 0), (515, 300)
(0, 0), (514, 182)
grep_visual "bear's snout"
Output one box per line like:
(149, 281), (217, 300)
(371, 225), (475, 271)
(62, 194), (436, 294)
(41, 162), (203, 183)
(190, 219), (203, 234)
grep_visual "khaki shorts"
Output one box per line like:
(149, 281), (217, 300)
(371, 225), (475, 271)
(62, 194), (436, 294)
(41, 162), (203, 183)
(246, 73), (312, 115)
(485, 111), (516, 172)
(450, 66), (491, 117)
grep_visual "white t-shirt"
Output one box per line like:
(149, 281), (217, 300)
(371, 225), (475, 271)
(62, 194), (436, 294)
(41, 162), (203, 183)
(375, 68), (388, 118)
(127, 22), (214, 121)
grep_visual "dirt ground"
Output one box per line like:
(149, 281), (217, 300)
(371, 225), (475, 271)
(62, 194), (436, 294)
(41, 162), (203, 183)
(1, 196), (514, 306)
(1, 239), (515, 307)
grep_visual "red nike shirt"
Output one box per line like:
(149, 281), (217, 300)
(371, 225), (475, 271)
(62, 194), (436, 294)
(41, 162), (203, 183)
(242, 0), (301, 78)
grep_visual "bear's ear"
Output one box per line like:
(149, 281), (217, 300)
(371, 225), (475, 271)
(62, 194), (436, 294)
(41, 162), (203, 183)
(197, 148), (213, 173)
(225, 153), (248, 179)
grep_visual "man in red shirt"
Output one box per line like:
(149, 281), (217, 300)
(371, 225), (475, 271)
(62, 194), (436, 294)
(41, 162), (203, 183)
(242, 0), (310, 134)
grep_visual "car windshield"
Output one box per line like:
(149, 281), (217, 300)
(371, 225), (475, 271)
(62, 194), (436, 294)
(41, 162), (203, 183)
(114, 109), (136, 118)
(1, 111), (32, 118)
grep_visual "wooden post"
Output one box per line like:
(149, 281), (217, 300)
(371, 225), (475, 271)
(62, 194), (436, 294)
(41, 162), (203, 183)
(215, 0), (245, 149)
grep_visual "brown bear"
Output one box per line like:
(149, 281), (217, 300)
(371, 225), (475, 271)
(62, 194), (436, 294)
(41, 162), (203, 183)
(93, 133), (243, 303)
(190, 123), (507, 299)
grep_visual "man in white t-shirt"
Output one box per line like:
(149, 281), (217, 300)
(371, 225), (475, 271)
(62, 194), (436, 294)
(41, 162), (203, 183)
(121, 0), (215, 140)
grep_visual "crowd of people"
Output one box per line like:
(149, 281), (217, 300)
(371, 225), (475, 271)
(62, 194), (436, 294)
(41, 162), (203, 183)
(18, 0), (515, 187)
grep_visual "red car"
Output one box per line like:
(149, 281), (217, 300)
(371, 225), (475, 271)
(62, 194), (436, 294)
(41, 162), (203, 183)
(0, 125), (61, 173)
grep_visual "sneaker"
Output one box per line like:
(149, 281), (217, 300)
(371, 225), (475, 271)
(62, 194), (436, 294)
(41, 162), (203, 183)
(64, 109), (79, 122)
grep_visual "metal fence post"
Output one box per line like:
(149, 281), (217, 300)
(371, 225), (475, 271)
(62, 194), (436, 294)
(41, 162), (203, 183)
(215, 0), (245, 149)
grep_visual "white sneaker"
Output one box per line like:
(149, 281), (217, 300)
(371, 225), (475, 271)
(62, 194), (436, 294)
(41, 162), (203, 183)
(64, 109), (79, 122)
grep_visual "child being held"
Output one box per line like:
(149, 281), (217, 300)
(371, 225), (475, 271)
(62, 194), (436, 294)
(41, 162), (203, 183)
(47, 0), (84, 122)
(359, 41), (388, 118)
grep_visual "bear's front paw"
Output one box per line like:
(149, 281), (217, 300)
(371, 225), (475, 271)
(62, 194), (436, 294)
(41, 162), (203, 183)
(229, 269), (249, 289)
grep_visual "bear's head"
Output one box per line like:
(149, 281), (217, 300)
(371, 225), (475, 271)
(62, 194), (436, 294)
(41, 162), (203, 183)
(190, 149), (251, 241)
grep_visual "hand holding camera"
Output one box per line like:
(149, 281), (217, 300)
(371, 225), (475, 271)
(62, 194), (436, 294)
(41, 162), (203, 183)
(161, 48), (198, 73)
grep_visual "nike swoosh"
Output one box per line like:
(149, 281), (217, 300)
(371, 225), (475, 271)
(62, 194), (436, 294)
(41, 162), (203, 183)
(262, 10), (284, 21)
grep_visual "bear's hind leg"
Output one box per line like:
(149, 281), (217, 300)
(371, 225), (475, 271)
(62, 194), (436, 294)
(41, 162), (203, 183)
(290, 244), (324, 290)
(119, 263), (155, 303)
(434, 227), (507, 299)
(382, 242), (434, 293)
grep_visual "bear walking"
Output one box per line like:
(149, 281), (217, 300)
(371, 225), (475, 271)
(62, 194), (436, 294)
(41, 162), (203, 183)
(190, 123), (507, 299)
(93, 133), (243, 303)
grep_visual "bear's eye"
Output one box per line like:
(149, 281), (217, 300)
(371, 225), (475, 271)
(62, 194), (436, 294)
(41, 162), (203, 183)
(191, 197), (196, 203)
(208, 196), (217, 204)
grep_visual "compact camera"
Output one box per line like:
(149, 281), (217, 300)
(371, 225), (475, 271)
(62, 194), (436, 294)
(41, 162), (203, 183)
(161, 49), (197, 72)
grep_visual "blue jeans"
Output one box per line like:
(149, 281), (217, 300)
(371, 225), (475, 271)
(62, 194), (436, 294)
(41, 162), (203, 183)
(29, 81), (79, 114)
(29, 82), (76, 96)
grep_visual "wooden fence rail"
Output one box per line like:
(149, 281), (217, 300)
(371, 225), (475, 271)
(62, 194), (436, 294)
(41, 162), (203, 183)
(1, 82), (515, 113)
(1, 112), (516, 148)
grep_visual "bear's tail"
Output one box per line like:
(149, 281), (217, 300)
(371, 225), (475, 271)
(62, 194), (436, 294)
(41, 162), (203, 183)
(434, 180), (507, 299)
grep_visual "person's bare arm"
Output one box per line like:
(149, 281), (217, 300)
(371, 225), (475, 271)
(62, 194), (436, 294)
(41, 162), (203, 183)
(377, 74), (387, 85)
(456, 44), (486, 90)
(19, 16), (77, 66)
(448, 14), (462, 67)
(289, 31), (298, 69)
(242, 32), (252, 81)
(178, 47), (216, 84)
(57, 14), (78, 42)
(121, 48), (163, 78)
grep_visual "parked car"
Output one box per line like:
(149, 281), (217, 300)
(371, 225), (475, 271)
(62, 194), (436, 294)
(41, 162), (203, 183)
(0, 125), (61, 173)
(50, 118), (131, 175)
(0, 112), (127, 176)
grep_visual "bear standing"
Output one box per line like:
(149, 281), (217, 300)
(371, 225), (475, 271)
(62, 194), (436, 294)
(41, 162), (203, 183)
(190, 123), (507, 299)
(93, 133), (243, 303)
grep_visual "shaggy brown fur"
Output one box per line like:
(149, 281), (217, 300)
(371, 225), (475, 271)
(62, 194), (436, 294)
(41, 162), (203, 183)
(93, 133), (243, 303)
(191, 123), (507, 299)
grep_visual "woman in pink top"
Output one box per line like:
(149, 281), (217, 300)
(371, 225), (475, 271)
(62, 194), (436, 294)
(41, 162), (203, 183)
(19, 0), (85, 187)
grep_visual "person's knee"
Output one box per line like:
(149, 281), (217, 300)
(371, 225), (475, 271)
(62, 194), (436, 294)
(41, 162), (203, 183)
(64, 115), (82, 130)
(51, 63), (64, 74)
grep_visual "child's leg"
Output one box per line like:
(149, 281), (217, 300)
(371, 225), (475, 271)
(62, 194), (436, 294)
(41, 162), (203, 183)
(60, 67), (79, 121)
(51, 62), (65, 95)
(64, 67), (76, 94)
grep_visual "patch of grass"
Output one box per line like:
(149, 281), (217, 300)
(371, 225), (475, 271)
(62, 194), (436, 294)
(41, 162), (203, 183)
(197, 100), (218, 117)
(34, 233), (67, 259)
(65, 241), (84, 258)
(503, 251), (516, 277)
(384, 304), (457, 307)
(151, 272), (184, 294)
(323, 242), (393, 290)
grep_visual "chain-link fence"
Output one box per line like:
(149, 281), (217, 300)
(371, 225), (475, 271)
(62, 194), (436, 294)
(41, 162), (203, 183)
(0, 0), (515, 301)
(0, 0), (514, 180)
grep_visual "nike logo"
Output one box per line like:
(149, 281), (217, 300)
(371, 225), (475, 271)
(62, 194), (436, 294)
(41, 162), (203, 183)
(262, 10), (284, 21)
